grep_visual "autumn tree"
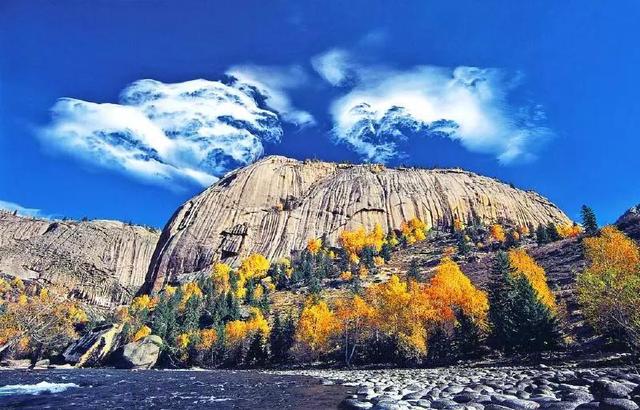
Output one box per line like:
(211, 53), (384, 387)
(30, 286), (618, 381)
(365, 275), (435, 363)
(293, 299), (339, 361)
(581, 205), (598, 236)
(426, 257), (489, 326)
(0, 283), (88, 362)
(400, 218), (428, 245)
(577, 226), (640, 349)
(557, 223), (583, 239)
(508, 249), (557, 311)
(334, 295), (375, 365)
(490, 224), (506, 244)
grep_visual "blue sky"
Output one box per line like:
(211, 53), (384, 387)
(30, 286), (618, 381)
(1, 1), (639, 228)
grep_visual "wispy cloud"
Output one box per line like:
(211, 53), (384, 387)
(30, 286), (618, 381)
(311, 48), (356, 87)
(40, 75), (310, 189)
(226, 64), (315, 127)
(0, 200), (42, 218)
(313, 49), (552, 163)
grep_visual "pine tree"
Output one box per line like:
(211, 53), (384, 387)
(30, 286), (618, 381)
(454, 309), (484, 359)
(246, 333), (268, 367)
(546, 222), (561, 242)
(269, 314), (295, 364)
(510, 276), (560, 352)
(488, 252), (560, 353)
(536, 224), (548, 245)
(488, 252), (515, 349)
(380, 242), (393, 262)
(581, 205), (598, 236)
(456, 232), (471, 255)
(505, 230), (520, 249)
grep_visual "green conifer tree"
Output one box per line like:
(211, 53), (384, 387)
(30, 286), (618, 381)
(407, 258), (422, 282)
(546, 222), (561, 242)
(581, 205), (598, 236)
(536, 224), (549, 245)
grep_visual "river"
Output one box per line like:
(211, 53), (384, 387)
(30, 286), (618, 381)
(0, 368), (350, 409)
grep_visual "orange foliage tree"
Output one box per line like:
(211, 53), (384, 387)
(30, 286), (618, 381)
(490, 224), (506, 243)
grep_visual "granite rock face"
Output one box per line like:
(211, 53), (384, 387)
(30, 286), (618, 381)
(0, 212), (160, 307)
(616, 205), (640, 242)
(142, 155), (570, 292)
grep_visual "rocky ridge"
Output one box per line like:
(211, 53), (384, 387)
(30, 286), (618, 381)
(0, 211), (160, 307)
(142, 155), (570, 293)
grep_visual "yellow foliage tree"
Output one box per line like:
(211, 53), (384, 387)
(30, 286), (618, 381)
(401, 218), (428, 244)
(0, 285), (87, 361)
(235, 254), (270, 299)
(132, 325), (151, 342)
(508, 249), (556, 311)
(294, 299), (339, 360)
(338, 223), (386, 260)
(426, 257), (489, 326)
(196, 328), (218, 352)
(130, 294), (157, 312)
(334, 295), (375, 365)
(212, 263), (232, 294)
(179, 282), (203, 309)
(366, 275), (435, 357)
(577, 226), (640, 348)
(557, 224), (583, 238)
(224, 307), (270, 351)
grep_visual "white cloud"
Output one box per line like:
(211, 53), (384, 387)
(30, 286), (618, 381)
(318, 51), (551, 163)
(227, 65), (315, 127)
(311, 49), (357, 87)
(40, 77), (308, 188)
(0, 200), (42, 218)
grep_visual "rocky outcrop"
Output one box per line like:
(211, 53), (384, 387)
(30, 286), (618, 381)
(63, 323), (123, 367)
(616, 204), (640, 241)
(142, 155), (570, 292)
(118, 335), (162, 369)
(0, 212), (160, 307)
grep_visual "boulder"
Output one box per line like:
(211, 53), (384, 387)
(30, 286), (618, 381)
(63, 323), (123, 367)
(591, 380), (633, 400)
(0, 359), (31, 369)
(119, 335), (162, 369)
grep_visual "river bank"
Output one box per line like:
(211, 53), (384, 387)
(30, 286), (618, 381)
(273, 365), (640, 410)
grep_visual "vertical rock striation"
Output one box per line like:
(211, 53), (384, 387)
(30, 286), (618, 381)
(0, 212), (160, 307)
(142, 155), (570, 292)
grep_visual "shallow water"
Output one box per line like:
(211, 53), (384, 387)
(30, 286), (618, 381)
(0, 369), (349, 409)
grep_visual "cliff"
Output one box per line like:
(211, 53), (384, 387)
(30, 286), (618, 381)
(142, 155), (570, 292)
(0, 212), (160, 307)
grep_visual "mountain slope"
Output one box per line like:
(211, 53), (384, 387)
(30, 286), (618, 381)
(0, 212), (160, 307)
(142, 155), (570, 293)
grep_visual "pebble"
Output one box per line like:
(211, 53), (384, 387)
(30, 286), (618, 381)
(271, 366), (639, 410)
